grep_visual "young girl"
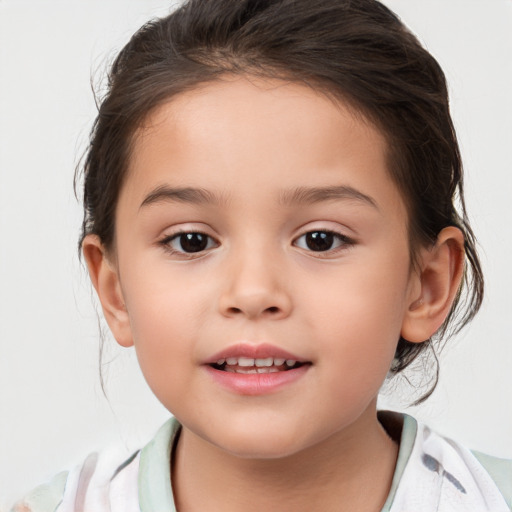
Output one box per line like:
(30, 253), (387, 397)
(11, 0), (511, 510)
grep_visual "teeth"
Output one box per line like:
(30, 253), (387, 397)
(220, 356), (300, 368)
(257, 367), (280, 373)
(255, 357), (273, 367)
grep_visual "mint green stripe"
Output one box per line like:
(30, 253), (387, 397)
(139, 417), (180, 512)
(11, 471), (67, 512)
(380, 414), (418, 512)
(472, 450), (512, 510)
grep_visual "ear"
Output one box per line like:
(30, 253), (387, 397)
(401, 226), (465, 343)
(82, 235), (134, 347)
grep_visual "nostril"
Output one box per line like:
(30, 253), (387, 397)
(225, 305), (280, 316)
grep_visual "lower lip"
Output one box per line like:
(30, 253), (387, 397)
(205, 365), (310, 395)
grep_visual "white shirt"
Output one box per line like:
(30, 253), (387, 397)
(12, 413), (512, 512)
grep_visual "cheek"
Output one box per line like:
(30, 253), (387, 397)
(308, 252), (410, 333)
(123, 256), (211, 333)
(304, 249), (411, 387)
(120, 269), (211, 393)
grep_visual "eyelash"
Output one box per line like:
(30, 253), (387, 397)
(158, 231), (219, 258)
(158, 229), (355, 258)
(292, 230), (355, 256)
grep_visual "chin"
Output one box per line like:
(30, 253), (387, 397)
(207, 423), (315, 460)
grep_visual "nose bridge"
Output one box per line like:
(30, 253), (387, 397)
(218, 236), (292, 320)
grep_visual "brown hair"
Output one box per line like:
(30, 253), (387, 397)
(78, 0), (484, 403)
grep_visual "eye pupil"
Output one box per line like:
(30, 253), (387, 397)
(306, 231), (334, 251)
(180, 233), (208, 253)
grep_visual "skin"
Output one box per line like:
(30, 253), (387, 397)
(84, 76), (465, 511)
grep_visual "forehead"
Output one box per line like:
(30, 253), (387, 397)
(123, 76), (403, 219)
(130, 76), (387, 169)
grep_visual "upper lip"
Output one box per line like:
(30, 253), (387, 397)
(205, 343), (307, 365)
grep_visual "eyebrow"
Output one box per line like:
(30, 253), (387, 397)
(279, 185), (378, 209)
(139, 184), (378, 210)
(140, 185), (226, 209)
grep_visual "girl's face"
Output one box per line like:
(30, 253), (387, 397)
(107, 77), (421, 458)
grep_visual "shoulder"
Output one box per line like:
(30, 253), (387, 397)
(10, 449), (140, 512)
(471, 449), (512, 510)
(10, 417), (180, 512)
(10, 472), (68, 512)
(384, 412), (512, 512)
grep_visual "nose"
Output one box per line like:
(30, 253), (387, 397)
(218, 249), (292, 321)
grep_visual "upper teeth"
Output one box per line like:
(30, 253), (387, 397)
(218, 357), (293, 367)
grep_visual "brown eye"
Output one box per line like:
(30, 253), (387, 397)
(305, 231), (334, 251)
(167, 232), (216, 253)
(294, 230), (353, 253)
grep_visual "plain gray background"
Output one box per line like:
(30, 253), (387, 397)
(0, 0), (511, 507)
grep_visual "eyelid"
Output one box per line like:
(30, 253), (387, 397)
(292, 226), (356, 256)
(157, 222), (217, 242)
(158, 226), (220, 258)
(292, 218), (358, 236)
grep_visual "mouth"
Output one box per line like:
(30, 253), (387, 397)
(204, 345), (310, 395)
(209, 356), (308, 374)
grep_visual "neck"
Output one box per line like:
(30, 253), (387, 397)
(172, 403), (399, 512)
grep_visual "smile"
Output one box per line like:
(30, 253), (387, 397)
(211, 357), (305, 374)
(205, 344), (311, 395)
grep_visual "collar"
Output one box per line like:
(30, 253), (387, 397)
(137, 412), (418, 512)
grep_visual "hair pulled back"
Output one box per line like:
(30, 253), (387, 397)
(79, 0), (484, 403)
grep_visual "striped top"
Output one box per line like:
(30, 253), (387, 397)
(11, 413), (512, 512)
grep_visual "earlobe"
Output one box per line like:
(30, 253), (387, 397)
(401, 227), (465, 343)
(82, 235), (134, 348)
